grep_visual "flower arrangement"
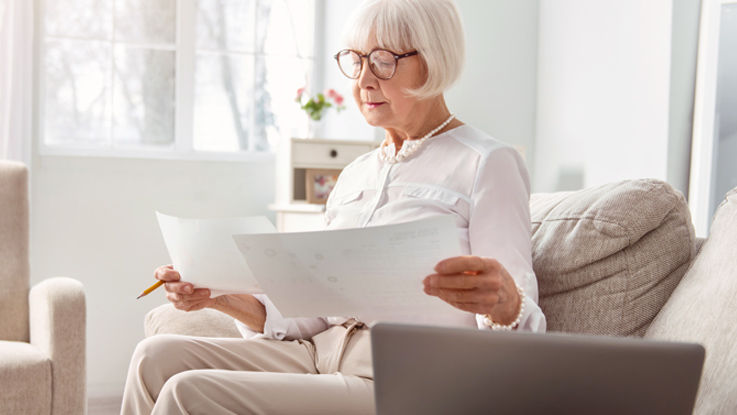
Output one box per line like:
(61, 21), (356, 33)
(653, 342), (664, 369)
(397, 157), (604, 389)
(295, 87), (346, 121)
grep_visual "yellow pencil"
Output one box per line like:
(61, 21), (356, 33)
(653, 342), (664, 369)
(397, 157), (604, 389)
(137, 280), (165, 299)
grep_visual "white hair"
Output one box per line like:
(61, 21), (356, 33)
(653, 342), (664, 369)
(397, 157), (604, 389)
(342, 0), (466, 99)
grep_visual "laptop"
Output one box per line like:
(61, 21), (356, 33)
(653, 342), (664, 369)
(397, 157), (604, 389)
(371, 323), (704, 415)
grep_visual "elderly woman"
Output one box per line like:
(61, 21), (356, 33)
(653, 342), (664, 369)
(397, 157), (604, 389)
(122, 0), (545, 413)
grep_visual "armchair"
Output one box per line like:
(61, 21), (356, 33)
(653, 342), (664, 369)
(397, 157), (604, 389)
(0, 161), (86, 414)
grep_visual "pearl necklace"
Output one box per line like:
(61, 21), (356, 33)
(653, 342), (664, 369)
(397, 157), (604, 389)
(378, 114), (456, 163)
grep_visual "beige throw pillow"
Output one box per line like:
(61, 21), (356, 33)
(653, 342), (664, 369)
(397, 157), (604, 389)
(530, 179), (695, 336)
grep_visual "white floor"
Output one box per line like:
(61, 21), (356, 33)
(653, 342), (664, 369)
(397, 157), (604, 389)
(88, 396), (122, 415)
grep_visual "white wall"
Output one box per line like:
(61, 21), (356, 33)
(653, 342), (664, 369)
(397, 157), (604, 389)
(533, 0), (674, 191)
(28, 155), (275, 397)
(446, 0), (540, 164)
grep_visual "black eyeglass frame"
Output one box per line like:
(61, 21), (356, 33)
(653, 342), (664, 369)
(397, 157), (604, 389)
(333, 48), (419, 80)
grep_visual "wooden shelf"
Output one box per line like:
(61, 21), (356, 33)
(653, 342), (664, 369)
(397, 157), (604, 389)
(272, 137), (378, 231)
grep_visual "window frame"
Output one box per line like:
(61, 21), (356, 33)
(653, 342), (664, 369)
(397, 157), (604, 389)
(34, 0), (319, 162)
(688, 0), (737, 236)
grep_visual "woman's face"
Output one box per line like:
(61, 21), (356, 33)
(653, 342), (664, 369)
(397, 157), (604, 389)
(352, 42), (427, 133)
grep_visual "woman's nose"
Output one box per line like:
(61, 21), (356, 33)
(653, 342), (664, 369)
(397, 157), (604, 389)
(357, 59), (377, 89)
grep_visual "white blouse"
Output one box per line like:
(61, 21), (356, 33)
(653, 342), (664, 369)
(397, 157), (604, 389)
(237, 125), (547, 339)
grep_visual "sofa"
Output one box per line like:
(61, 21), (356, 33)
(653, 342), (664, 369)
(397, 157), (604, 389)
(0, 161), (87, 414)
(145, 178), (737, 414)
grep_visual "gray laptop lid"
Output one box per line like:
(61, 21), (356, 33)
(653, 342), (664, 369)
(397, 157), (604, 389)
(371, 323), (704, 415)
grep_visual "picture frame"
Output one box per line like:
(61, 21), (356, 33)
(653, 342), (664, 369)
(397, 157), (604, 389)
(305, 168), (341, 204)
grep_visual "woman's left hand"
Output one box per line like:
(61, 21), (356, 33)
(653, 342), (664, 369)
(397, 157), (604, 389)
(423, 256), (521, 325)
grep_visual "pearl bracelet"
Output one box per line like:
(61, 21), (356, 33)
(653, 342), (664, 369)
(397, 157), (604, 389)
(482, 284), (526, 331)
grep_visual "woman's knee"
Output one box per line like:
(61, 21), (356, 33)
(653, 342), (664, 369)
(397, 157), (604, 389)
(155, 371), (209, 413)
(160, 371), (200, 397)
(133, 334), (189, 363)
(131, 335), (194, 398)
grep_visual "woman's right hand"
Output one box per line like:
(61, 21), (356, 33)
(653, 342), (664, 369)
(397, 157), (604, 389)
(153, 264), (267, 332)
(154, 264), (215, 312)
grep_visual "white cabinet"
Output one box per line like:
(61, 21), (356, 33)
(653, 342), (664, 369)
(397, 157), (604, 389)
(270, 137), (378, 232)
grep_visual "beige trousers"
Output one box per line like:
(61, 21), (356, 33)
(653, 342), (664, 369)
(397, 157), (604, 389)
(121, 321), (374, 415)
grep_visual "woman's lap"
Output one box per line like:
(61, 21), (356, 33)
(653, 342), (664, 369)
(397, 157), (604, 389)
(125, 329), (374, 414)
(138, 334), (317, 376)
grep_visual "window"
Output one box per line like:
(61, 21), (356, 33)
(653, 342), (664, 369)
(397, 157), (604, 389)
(40, 0), (315, 157)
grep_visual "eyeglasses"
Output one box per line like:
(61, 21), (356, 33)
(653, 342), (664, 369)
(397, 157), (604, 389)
(334, 48), (419, 80)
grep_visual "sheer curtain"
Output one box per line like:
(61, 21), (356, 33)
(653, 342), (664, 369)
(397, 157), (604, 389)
(0, 0), (33, 163)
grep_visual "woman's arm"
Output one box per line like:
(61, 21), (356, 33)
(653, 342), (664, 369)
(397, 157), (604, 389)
(210, 294), (267, 333)
(424, 256), (523, 324)
(231, 294), (330, 340)
(424, 147), (546, 332)
(154, 265), (329, 339)
(155, 265), (266, 332)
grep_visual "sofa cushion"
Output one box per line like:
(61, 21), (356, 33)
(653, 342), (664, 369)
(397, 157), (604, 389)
(645, 186), (737, 414)
(531, 179), (695, 336)
(0, 341), (52, 414)
(145, 303), (241, 338)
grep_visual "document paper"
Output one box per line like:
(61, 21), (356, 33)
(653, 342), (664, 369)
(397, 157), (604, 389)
(233, 215), (467, 324)
(156, 212), (276, 295)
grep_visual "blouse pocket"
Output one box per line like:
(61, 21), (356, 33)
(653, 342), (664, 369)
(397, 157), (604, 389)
(400, 185), (470, 224)
(325, 190), (365, 227)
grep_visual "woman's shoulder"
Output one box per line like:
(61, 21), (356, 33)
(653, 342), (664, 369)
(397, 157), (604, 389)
(445, 125), (520, 160)
(444, 125), (529, 189)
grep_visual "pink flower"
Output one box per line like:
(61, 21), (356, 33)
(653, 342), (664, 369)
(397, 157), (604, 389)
(297, 86), (345, 119)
